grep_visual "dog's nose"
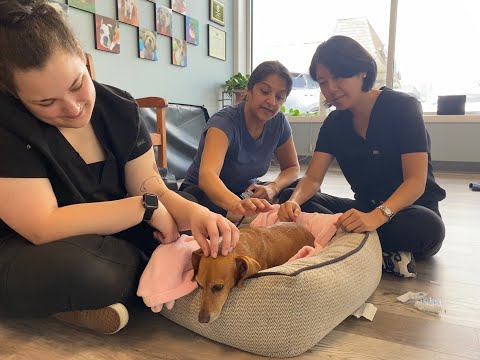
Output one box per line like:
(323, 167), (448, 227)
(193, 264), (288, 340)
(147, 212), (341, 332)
(198, 313), (210, 323)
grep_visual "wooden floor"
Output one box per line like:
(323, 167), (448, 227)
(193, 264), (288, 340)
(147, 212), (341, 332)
(1, 170), (479, 359)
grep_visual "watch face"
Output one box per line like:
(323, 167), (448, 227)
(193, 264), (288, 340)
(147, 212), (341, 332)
(144, 194), (158, 207)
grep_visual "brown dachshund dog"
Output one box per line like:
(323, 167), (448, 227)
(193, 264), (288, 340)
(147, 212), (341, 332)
(192, 222), (315, 323)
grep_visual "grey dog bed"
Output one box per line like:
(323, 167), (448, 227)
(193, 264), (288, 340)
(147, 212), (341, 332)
(161, 230), (382, 357)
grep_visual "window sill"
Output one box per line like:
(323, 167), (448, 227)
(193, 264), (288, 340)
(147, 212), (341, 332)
(286, 114), (480, 123)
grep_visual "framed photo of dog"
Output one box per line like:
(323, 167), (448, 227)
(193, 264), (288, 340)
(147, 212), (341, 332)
(171, 0), (187, 15)
(117, 0), (139, 27)
(172, 38), (187, 67)
(209, 0), (224, 26)
(94, 15), (120, 54)
(138, 28), (158, 61)
(208, 25), (226, 61)
(185, 16), (199, 46)
(156, 4), (172, 37)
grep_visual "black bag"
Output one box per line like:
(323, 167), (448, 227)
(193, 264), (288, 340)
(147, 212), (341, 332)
(437, 95), (466, 115)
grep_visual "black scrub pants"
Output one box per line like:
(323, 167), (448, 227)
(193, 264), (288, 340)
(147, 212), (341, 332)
(278, 190), (445, 259)
(0, 192), (196, 318)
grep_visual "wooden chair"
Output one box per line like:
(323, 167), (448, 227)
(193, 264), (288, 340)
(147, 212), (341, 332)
(84, 53), (168, 168)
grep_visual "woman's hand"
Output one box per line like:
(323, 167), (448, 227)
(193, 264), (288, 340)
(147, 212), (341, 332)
(277, 200), (301, 222)
(228, 198), (274, 218)
(189, 206), (239, 258)
(149, 202), (180, 244)
(335, 208), (387, 233)
(248, 182), (280, 202)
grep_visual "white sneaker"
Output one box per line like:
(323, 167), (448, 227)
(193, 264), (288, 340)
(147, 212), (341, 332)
(54, 303), (129, 334)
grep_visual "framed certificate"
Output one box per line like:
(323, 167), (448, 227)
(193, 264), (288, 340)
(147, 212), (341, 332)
(208, 25), (226, 61)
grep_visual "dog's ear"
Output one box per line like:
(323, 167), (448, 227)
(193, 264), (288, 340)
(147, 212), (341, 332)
(191, 249), (203, 281)
(235, 256), (261, 287)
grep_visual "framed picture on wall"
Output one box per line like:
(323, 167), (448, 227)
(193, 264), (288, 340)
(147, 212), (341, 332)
(68, 0), (95, 13)
(172, 38), (187, 67)
(185, 16), (199, 46)
(171, 0), (187, 15)
(138, 28), (158, 61)
(209, 0), (224, 26)
(94, 15), (120, 54)
(208, 25), (226, 61)
(117, 0), (139, 27)
(156, 4), (172, 37)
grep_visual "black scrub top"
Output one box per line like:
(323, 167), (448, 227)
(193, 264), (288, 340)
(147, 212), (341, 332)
(0, 81), (152, 239)
(315, 87), (446, 207)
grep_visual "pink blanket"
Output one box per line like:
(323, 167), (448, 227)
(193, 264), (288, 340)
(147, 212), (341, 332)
(137, 206), (341, 312)
(137, 235), (199, 313)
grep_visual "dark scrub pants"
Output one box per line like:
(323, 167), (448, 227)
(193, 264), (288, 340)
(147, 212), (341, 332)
(0, 223), (153, 317)
(278, 190), (445, 259)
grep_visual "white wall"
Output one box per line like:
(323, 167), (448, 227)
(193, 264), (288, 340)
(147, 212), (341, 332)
(63, 0), (233, 116)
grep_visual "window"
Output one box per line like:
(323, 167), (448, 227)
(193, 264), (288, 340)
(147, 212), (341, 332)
(252, 0), (390, 113)
(284, 72), (319, 113)
(252, 0), (480, 115)
(395, 0), (480, 113)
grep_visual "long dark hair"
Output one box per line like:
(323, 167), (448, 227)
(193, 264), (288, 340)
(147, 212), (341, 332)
(0, 0), (83, 95)
(309, 35), (377, 92)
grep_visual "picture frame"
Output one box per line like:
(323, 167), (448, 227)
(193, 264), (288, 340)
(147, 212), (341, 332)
(209, 0), (224, 26)
(94, 15), (120, 54)
(138, 28), (158, 61)
(172, 38), (187, 67)
(208, 25), (226, 61)
(117, 0), (139, 27)
(171, 0), (187, 15)
(156, 4), (172, 37)
(185, 16), (199, 46)
(68, 0), (95, 13)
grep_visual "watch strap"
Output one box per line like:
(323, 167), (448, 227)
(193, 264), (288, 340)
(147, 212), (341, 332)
(143, 207), (155, 222)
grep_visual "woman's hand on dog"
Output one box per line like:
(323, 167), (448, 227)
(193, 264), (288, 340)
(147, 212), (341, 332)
(277, 200), (301, 222)
(189, 207), (239, 258)
(149, 203), (180, 244)
(228, 198), (274, 218)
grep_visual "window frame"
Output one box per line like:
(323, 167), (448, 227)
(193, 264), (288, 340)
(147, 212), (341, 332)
(245, 0), (480, 122)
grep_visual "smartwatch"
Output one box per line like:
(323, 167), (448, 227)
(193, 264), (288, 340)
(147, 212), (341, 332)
(142, 193), (158, 222)
(376, 204), (395, 222)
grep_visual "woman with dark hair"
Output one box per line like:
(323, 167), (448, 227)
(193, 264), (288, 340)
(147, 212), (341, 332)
(0, 0), (239, 333)
(278, 36), (446, 277)
(181, 61), (300, 218)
